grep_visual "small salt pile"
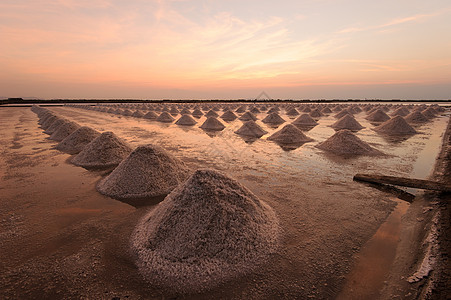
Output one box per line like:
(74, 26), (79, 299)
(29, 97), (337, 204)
(157, 112), (175, 123)
(391, 107), (410, 117)
(72, 131), (132, 168)
(302, 106), (312, 113)
(268, 124), (313, 144)
(44, 118), (69, 135)
(170, 107), (179, 115)
(199, 117), (225, 131)
(292, 114), (318, 126)
(262, 112), (285, 125)
(309, 108), (323, 118)
(317, 130), (383, 156)
(404, 111), (428, 123)
(131, 169), (279, 293)
(41, 115), (59, 130)
(267, 107), (279, 114)
(49, 121), (81, 142)
(421, 107), (437, 119)
(286, 107), (299, 116)
(180, 108), (191, 115)
(132, 110), (145, 118)
(331, 114), (364, 131)
(334, 109), (352, 119)
(235, 120), (267, 138)
(192, 109), (203, 117)
(239, 111), (257, 121)
(97, 144), (190, 199)
(366, 109), (391, 122)
(220, 110), (238, 121)
(205, 110), (219, 118)
(235, 106), (246, 113)
(374, 116), (417, 135)
(250, 106), (260, 114)
(321, 107), (332, 114)
(143, 111), (158, 120)
(122, 109), (133, 116)
(56, 126), (101, 154)
(175, 114), (197, 126)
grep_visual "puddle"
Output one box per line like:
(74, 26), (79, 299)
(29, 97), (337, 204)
(337, 199), (410, 300)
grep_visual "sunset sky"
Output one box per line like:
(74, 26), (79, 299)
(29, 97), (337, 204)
(1, 0), (450, 100)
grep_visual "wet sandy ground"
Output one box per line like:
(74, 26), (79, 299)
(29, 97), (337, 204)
(0, 105), (448, 299)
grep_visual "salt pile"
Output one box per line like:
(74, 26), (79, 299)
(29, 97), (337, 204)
(292, 114), (318, 126)
(317, 130), (383, 156)
(56, 126), (101, 154)
(220, 110), (238, 121)
(239, 111), (257, 121)
(44, 118), (68, 135)
(321, 107), (332, 114)
(175, 114), (197, 126)
(250, 106), (260, 114)
(132, 110), (145, 118)
(374, 116), (417, 135)
(391, 107), (410, 117)
(235, 121), (267, 138)
(309, 109), (323, 118)
(122, 109), (133, 116)
(199, 117), (225, 131)
(97, 144), (190, 199)
(421, 107), (437, 119)
(131, 169), (279, 293)
(205, 110), (219, 118)
(302, 106), (312, 113)
(267, 107), (279, 113)
(143, 111), (158, 120)
(41, 115), (59, 130)
(334, 109), (352, 119)
(286, 108), (299, 116)
(72, 131), (132, 168)
(262, 112), (285, 125)
(366, 109), (391, 122)
(49, 121), (81, 142)
(192, 109), (203, 117)
(331, 114), (364, 131)
(157, 112), (175, 123)
(268, 124), (313, 144)
(404, 111), (428, 123)
(235, 106), (246, 113)
(180, 108), (191, 115)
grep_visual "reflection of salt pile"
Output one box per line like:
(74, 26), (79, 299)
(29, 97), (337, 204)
(56, 126), (101, 154)
(157, 112), (175, 123)
(239, 111), (257, 121)
(175, 114), (197, 126)
(404, 111), (428, 123)
(366, 109), (390, 122)
(200, 117), (225, 131)
(331, 114), (364, 131)
(49, 121), (81, 142)
(262, 112), (285, 124)
(220, 110), (238, 121)
(374, 116), (417, 135)
(131, 169), (279, 293)
(98, 144), (189, 199)
(317, 130), (383, 155)
(268, 124), (313, 144)
(235, 121), (267, 138)
(292, 114), (318, 126)
(72, 132), (132, 168)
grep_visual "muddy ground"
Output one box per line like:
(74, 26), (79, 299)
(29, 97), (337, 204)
(0, 105), (448, 299)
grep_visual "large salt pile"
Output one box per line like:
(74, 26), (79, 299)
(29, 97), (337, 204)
(41, 115), (59, 130)
(292, 114), (318, 126)
(262, 112), (285, 125)
(220, 110), (238, 121)
(317, 130), (383, 156)
(49, 121), (81, 142)
(235, 120), (267, 138)
(143, 111), (158, 120)
(366, 109), (391, 122)
(175, 114), (197, 126)
(72, 132), (132, 168)
(374, 116), (417, 135)
(131, 169), (279, 293)
(199, 117), (225, 131)
(404, 111), (428, 123)
(268, 124), (313, 144)
(56, 126), (101, 154)
(157, 112), (175, 123)
(421, 107), (437, 119)
(239, 111), (257, 121)
(97, 144), (190, 199)
(331, 114), (364, 131)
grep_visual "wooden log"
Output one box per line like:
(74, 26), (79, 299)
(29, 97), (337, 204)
(353, 174), (451, 193)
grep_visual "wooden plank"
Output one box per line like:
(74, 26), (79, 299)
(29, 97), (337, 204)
(353, 174), (451, 192)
